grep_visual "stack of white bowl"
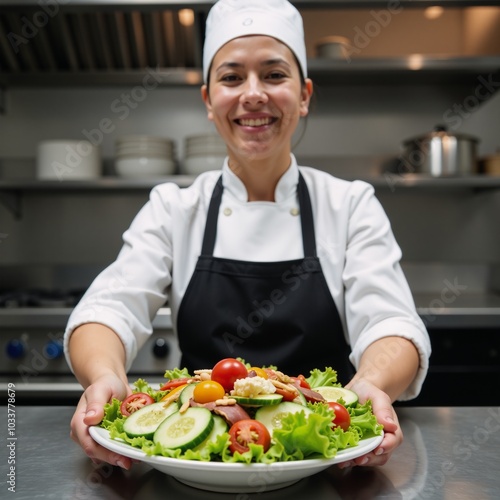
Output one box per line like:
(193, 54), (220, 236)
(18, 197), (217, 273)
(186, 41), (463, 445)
(115, 136), (176, 177)
(183, 134), (227, 175)
(36, 140), (101, 180)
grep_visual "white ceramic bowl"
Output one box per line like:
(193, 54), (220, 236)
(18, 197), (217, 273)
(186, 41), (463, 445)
(36, 140), (101, 180)
(90, 426), (383, 493)
(115, 157), (176, 177)
(116, 146), (174, 158)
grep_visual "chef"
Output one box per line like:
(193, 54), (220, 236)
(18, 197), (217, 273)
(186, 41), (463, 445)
(65, 0), (431, 471)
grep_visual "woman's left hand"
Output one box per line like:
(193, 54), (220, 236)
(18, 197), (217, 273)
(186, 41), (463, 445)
(339, 379), (402, 468)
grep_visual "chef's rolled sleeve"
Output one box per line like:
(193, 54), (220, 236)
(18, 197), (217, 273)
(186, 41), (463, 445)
(342, 182), (431, 400)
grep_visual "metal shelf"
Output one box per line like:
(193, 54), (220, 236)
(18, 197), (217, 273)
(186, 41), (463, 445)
(2, 174), (500, 218)
(1, 1), (499, 9)
(2, 57), (499, 88)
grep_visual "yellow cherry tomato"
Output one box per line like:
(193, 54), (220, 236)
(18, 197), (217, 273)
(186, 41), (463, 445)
(249, 367), (268, 379)
(160, 383), (187, 401)
(193, 380), (225, 404)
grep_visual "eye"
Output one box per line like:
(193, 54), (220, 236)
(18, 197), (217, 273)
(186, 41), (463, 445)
(220, 74), (241, 83)
(266, 71), (286, 81)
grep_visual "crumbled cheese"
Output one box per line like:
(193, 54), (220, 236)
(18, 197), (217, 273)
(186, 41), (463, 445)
(231, 376), (276, 397)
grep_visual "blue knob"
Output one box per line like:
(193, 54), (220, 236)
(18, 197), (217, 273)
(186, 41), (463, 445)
(6, 339), (25, 359)
(44, 340), (64, 360)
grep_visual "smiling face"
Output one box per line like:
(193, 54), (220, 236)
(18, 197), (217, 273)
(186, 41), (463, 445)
(201, 35), (312, 173)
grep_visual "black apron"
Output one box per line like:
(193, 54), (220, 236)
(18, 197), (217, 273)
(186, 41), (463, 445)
(177, 172), (353, 383)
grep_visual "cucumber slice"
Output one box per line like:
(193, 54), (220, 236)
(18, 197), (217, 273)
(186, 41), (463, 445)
(153, 407), (214, 451)
(231, 394), (283, 407)
(123, 402), (178, 438)
(294, 390), (307, 405)
(255, 402), (313, 436)
(178, 383), (197, 406)
(313, 386), (359, 407)
(192, 415), (228, 452)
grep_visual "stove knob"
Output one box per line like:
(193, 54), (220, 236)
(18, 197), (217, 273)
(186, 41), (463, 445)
(44, 340), (64, 360)
(6, 339), (25, 359)
(153, 338), (170, 358)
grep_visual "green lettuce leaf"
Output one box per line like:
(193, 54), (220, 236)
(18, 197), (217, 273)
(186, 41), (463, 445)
(163, 367), (191, 380)
(305, 367), (339, 388)
(349, 401), (384, 439)
(101, 398), (123, 428)
(133, 378), (168, 401)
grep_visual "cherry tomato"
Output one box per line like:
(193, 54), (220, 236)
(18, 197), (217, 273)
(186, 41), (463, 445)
(159, 377), (193, 391)
(193, 380), (225, 404)
(228, 419), (271, 454)
(328, 402), (351, 431)
(120, 392), (154, 417)
(293, 374), (311, 389)
(249, 366), (268, 379)
(273, 386), (297, 402)
(211, 358), (248, 392)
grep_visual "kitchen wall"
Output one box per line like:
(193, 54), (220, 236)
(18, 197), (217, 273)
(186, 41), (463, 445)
(0, 5), (499, 295)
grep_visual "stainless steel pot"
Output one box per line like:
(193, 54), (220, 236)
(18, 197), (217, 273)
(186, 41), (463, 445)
(401, 126), (479, 176)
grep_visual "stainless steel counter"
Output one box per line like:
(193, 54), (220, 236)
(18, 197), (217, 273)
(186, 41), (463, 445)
(2, 406), (500, 499)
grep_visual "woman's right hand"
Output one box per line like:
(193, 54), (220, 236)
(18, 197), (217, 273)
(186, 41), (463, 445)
(70, 372), (132, 469)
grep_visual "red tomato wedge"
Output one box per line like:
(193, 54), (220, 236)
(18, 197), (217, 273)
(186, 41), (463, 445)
(159, 378), (193, 391)
(291, 374), (311, 389)
(273, 386), (297, 402)
(120, 392), (154, 417)
(228, 419), (271, 454)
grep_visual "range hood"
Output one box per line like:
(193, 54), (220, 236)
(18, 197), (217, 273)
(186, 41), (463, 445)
(0, 6), (207, 86)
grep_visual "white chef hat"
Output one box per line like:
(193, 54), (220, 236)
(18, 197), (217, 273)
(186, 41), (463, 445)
(203, 0), (307, 83)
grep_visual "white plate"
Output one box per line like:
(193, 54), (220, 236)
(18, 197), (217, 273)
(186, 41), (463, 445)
(89, 426), (383, 493)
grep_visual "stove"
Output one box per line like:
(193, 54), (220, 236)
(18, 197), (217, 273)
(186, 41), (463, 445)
(0, 289), (181, 405)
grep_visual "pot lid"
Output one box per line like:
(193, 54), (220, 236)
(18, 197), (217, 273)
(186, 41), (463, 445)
(403, 125), (479, 145)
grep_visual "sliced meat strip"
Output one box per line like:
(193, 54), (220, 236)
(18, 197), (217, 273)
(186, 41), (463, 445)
(213, 404), (251, 426)
(189, 399), (217, 411)
(299, 387), (326, 403)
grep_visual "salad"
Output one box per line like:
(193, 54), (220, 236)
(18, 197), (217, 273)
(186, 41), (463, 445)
(100, 358), (383, 464)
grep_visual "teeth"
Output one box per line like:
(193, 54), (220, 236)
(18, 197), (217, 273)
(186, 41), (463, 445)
(239, 117), (272, 127)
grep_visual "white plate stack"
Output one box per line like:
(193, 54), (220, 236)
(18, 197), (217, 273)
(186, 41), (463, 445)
(36, 140), (101, 180)
(115, 136), (176, 177)
(183, 134), (227, 175)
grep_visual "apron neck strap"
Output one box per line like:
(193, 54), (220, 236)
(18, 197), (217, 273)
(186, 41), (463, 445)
(201, 172), (317, 257)
(297, 172), (317, 258)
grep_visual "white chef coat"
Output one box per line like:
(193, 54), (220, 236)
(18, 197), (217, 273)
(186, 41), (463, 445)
(64, 155), (431, 400)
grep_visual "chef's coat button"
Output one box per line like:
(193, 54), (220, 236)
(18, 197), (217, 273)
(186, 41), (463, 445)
(290, 208), (300, 216)
(223, 207), (232, 216)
